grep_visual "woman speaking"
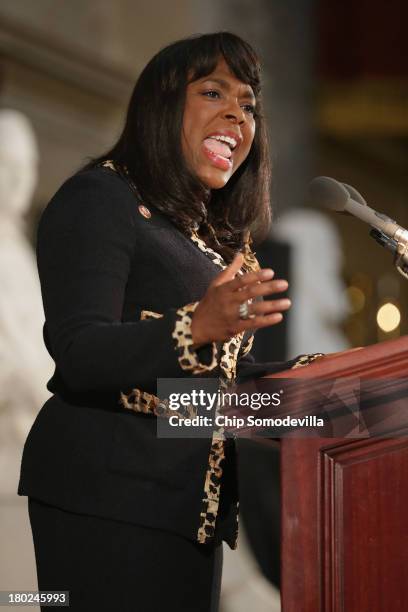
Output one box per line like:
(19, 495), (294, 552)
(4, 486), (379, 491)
(18, 32), (315, 611)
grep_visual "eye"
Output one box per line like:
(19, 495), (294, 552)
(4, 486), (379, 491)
(242, 103), (256, 116)
(202, 89), (221, 99)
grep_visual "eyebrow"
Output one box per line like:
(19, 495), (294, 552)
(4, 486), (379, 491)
(200, 77), (256, 102)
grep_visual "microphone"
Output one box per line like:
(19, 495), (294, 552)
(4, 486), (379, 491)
(341, 182), (367, 207)
(309, 176), (408, 279)
(340, 182), (401, 258)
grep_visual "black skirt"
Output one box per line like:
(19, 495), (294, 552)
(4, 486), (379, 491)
(28, 498), (223, 612)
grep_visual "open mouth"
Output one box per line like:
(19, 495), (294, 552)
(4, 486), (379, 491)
(202, 134), (239, 170)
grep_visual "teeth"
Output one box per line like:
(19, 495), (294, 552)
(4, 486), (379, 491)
(209, 135), (237, 150)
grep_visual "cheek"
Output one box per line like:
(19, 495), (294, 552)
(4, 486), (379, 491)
(247, 124), (256, 150)
(181, 102), (194, 150)
(237, 128), (256, 164)
(181, 124), (202, 166)
(181, 120), (190, 153)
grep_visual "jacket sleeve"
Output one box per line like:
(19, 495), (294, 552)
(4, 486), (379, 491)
(37, 171), (218, 394)
(236, 352), (300, 380)
(236, 351), (325, 381)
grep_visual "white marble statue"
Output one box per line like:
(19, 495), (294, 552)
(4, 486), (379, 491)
(273, 208), (350, 356)
(0, 109), (54, 495)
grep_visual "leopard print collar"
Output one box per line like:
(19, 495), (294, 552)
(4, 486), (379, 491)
(100, 159), (259, 275)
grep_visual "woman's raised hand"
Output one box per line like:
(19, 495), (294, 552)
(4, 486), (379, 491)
(191, 253), (291, 347)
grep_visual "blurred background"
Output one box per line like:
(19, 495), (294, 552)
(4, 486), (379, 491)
(0, 1), (407, 610)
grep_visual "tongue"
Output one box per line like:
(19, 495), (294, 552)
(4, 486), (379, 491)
(203, 138), (231, 159)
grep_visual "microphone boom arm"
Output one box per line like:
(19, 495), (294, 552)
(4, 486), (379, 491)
(370, 228), (408, 280)
(394, 228), (408, 280)
(309, 176), (408, 281)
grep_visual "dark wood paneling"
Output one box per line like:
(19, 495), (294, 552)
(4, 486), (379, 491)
(274, 337), (408, 611)
(322, 438), (408, 611)
(318, 0), (408, 79)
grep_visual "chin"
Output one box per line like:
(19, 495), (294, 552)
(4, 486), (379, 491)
(199, 170), (232, 190)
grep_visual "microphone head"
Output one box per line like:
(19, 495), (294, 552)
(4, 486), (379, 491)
(342, 182), (367, 206)
(308, 176), (350, 212)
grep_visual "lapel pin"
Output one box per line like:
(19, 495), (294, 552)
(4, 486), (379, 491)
(138, 204), (151, 219)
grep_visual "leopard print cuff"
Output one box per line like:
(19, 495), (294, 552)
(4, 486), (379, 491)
(172, 302), (218, 373)
(291, 353), (325, 369)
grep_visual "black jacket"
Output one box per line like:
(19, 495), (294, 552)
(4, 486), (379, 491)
(18, 164), (295, 549)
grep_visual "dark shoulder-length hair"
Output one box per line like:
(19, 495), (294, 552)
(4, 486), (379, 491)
(85, 32), (271, 262)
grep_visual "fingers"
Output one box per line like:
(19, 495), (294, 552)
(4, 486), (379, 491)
(249, 298), (291, 316)
(236, 298), (291, 331)
(227, 267), (275, 291)
(239, 311), (285, 331)
(224, 268), (289, 301)
(224, 297), (291, 337)
(233, 279), (289, 302)
(212, 257), (289, 305)
(212, 253), (244, 287)
(205, 254), (291, 341)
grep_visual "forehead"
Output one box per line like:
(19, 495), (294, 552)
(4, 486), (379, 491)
(193, 57), (255, 97)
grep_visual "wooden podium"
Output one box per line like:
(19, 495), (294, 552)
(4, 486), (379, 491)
(266, 336), (408, 612)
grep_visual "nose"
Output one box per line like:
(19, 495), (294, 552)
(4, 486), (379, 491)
(223, 99), (246, 124)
